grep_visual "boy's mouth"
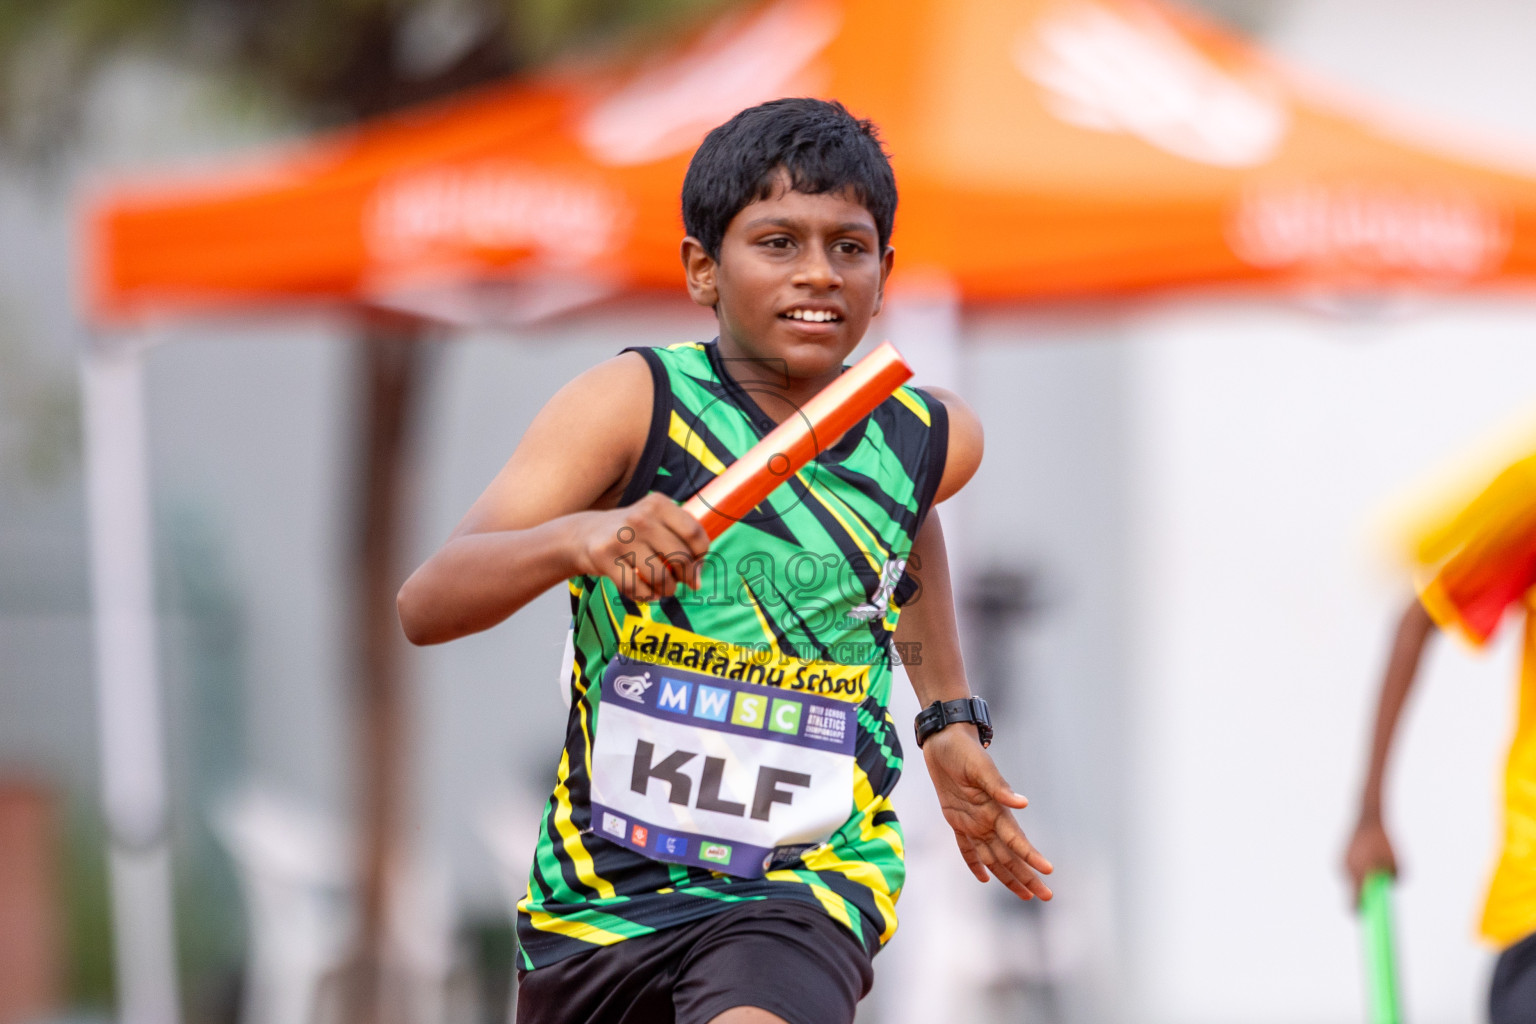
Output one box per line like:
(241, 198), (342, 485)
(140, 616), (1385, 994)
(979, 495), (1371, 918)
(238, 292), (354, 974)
(780, 307), (842, 323)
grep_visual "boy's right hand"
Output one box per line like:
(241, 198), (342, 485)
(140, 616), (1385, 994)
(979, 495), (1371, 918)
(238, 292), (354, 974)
(572, 492), (712, 603)
(1344, 815), (1397, 907)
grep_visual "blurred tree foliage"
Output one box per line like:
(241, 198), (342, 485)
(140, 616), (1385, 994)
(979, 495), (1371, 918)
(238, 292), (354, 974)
(0, 313), (79, 486)
(0, 0), (735, 154)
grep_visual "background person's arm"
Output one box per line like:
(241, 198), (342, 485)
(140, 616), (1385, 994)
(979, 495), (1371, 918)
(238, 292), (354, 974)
(397, 352), (709, 645)
(1344, 597), (1436, 903)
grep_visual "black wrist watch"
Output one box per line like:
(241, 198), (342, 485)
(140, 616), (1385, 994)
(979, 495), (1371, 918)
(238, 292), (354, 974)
(914, 697), (993, 749)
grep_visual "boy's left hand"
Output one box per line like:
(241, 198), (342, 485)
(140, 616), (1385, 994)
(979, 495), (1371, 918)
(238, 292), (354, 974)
(921, 727), (1054, 901)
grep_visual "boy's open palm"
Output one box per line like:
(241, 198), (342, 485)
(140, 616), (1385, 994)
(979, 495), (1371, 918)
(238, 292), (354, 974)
(922, 728), (1054, 901)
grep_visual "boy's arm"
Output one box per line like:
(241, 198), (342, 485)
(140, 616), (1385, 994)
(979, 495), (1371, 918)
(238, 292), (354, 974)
(1343, 597), (1436, 903)
(397, 352), (709, 645)
(894, 388), (1054, 901)
(896, 510), (1054, 900)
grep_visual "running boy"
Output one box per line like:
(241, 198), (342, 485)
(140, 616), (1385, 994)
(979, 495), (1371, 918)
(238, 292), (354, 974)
(1344, 449), (1536, 1022)
(398, 98), (1052, 1024)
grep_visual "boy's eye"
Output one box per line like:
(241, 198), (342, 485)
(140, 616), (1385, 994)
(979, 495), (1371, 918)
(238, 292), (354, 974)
(760, 236), (794, 249)
(833, 240), (867, 255)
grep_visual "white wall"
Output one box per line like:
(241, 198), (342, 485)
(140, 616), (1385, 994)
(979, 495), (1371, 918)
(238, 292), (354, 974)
(1126, 300), (1536, 1023)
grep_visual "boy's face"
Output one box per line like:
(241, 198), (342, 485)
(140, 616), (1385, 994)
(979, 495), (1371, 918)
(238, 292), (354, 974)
(683, 177), (894, 383)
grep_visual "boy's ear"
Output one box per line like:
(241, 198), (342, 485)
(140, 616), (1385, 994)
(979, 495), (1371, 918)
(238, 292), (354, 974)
(680, 237), (719, 309)
(871, 245), (895, 316)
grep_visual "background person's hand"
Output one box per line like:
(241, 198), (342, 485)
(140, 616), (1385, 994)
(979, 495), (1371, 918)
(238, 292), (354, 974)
(1344, 815), (1398, 907)
(921, 726), (1054, 900)
(571, 492), (710, 603)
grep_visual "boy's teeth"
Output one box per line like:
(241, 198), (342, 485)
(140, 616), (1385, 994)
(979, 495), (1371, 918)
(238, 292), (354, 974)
(787, 310), (837, 321)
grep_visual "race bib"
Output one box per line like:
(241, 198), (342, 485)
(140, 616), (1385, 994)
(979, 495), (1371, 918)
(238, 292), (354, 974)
(589, 653), (857, 878)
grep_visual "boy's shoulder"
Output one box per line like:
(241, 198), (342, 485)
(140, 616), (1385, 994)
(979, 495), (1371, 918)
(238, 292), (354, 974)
(889, 382), (944, 423)
(522, 347), (657, 487)
(912, 386), (982, 505)
(545, 347), (657, 417)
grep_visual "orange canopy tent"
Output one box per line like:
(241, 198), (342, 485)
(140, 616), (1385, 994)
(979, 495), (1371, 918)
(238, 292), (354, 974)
(88, 0), (1536, 326)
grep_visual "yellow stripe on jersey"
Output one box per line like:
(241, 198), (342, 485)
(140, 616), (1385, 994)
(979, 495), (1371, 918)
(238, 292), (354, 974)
(798, 475), (885, 575)
(808, 477), (889, 564)
(767, 869), (859, 937)
(669, 411), (728, 476)
(852, 764), (905, 860)
(796, 764), (903, 943)
(598, 587), (623, 635)
(569, 640), (591, 701)
(892, 386), (931, 426)
(549, 748), (616, 899)
(800, 845), (900, 945)
(520, 907), (637, 946)
(576, 677), (596, 773)
(741, 584), (786, 655)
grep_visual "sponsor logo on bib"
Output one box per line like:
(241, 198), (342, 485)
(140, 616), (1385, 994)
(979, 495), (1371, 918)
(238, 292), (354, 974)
(656, 834), (689, 857)
(769, 698), (803, 735)
(613, 671), (653, 703)
(693, 684), (731, 722)
(804, 705), (848, 745)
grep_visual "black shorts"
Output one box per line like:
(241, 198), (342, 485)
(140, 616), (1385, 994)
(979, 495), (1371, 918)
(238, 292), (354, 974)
(1491, 929), (1536, 1024)
(515, 900), (874, 1024)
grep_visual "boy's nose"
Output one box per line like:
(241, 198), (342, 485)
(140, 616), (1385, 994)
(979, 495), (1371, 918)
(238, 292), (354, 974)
(792, 249), (841, 289)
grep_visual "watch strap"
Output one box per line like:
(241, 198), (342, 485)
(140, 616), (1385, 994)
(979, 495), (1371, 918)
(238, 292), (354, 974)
(914, 697), (993, 748)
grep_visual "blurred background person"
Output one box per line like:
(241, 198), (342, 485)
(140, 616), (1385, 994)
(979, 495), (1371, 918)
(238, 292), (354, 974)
(1346, 449), (1536, 1024)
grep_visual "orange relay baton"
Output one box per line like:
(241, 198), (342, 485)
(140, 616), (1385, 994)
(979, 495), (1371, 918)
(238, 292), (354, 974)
(681, 340), (914, 540)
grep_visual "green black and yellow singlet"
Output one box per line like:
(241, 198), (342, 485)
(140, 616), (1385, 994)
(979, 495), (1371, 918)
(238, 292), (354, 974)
(516, 340), (948, 969)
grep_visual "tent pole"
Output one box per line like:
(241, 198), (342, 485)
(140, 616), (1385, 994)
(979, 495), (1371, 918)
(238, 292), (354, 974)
(337, 316), (427, 1024)
(80, 338), (182, 1024)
